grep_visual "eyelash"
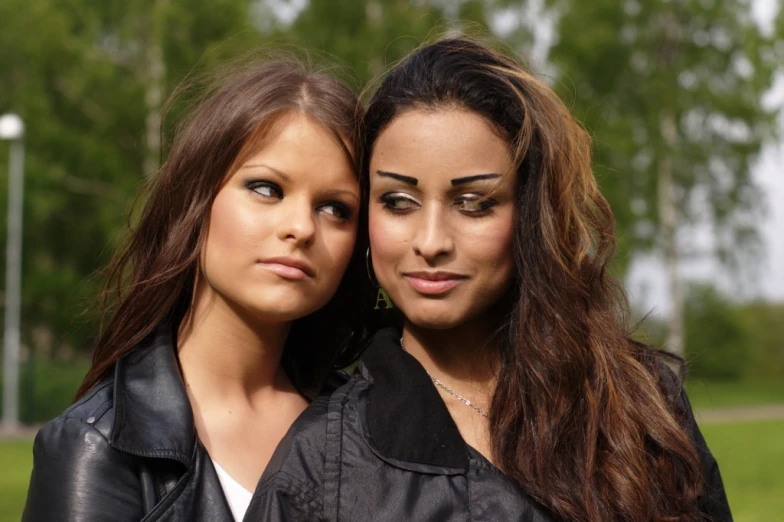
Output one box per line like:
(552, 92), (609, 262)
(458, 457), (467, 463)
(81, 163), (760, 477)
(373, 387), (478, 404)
(455, 195), (499, 216)
(379, 193), (418, 213)
(245, 180), (354, 222)
(379, 192), (499, 216)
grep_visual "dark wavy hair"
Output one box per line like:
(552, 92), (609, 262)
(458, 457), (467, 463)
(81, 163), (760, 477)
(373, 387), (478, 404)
(360, 37), (707, 521)
(76, 58), (365, 401)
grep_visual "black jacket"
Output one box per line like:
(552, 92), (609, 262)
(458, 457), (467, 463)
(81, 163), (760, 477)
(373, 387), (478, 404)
(22, 326), (235, 522)
(246, 328), (732, 522)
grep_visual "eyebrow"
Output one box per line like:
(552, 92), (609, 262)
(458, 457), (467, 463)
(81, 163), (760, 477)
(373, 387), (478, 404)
(377, 171), (418, 185)
(242, 164), (291, 182)
(450, 173), (501, 186)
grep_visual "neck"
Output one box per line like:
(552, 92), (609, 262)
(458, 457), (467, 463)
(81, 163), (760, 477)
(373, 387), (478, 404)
(401, 315), (500, 395)
(177, 281), (294, 411)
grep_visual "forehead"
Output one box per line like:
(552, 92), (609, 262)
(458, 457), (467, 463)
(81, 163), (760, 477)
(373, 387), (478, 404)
(235, 113), (357, 185)
(370, 108), (512, 183)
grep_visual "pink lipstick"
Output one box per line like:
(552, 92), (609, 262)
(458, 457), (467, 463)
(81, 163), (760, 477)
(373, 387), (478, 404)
(403, 271), (466, 295)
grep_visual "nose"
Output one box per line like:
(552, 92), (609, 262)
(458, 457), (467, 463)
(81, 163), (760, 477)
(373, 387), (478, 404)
(277, 198), (316, 247)
(413, 204), (454, 262)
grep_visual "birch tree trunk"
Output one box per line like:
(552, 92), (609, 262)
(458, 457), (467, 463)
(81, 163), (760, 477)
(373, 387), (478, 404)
(658, 108), (684, 356)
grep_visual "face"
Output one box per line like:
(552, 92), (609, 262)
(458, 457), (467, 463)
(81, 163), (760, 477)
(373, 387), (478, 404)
(200, 112), (359, 322)
(368, 108), (516, 330)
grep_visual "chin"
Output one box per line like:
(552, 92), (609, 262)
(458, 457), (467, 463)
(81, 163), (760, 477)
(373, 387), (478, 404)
(402, 307), (467, 331)
(239, 294), (323, 323)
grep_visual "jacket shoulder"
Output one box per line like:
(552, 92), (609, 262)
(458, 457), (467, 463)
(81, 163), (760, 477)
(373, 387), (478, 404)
(249, 379), (369, 522)
(56, 377), (116, 439)
(643, 352), (733, 521)
(265, 392), (332, 478)
(23, 379), (144, 522)
(274, 372), (364, 461)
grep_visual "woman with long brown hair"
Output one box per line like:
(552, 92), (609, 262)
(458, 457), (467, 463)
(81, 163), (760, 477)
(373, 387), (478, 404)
(23, 57), (364, 522)
(246, 37), (731, 521)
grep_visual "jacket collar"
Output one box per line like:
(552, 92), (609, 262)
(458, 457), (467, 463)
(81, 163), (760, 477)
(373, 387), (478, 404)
(110, 324), (196, 467)
(360, 327), (470, 471)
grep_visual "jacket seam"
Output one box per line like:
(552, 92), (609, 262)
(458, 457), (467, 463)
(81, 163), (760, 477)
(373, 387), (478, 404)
(324, 376), (363, 518)
(108, 444), (192, 463)
(254, 470), (324, 514)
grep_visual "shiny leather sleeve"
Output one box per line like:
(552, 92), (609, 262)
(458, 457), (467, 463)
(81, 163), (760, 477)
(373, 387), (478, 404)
(22, 417), (144, 522)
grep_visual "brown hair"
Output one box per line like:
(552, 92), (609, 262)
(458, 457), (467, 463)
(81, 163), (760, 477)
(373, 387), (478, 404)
(361, 37), (707, 521)
(76, 57), (365, 400)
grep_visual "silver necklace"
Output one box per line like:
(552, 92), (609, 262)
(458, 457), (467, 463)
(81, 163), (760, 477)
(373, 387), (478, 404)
(399, 338), (488, 418)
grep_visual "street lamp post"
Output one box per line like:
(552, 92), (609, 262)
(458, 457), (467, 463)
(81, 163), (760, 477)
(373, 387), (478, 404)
(0, 113), (25, 430)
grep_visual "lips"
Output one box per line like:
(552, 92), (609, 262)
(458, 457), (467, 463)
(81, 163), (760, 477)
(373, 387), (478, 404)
(403, 271), (467, 295)
(258, 256), (316, 280)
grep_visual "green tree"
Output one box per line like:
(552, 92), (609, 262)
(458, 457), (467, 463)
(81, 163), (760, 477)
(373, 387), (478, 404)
(0, 0), (264, 359)
(279, 0), (494, 86)
(683, 283), (750, 379)
(548, 0), (779, 354)
(735, 300), (784, 380)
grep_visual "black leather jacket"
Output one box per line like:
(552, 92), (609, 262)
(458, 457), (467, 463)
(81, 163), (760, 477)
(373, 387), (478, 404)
(22, 327), (235, 521)
(246, 328), (732, 522)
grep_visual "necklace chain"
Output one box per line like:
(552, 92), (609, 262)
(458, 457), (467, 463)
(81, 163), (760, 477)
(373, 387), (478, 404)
(399, 338), (488, 418)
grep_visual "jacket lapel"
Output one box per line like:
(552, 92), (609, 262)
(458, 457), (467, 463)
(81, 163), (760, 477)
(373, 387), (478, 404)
(361, 328), (470, 471)
(110, 325), (195, 467)
(141, 443), (234, 521)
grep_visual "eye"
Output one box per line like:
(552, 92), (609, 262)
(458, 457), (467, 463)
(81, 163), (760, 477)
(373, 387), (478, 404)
(455, 194), (498, 215)
(380, 193), (420, 213)
(245, 180), (283, 199)
(318, 202), (353, 222)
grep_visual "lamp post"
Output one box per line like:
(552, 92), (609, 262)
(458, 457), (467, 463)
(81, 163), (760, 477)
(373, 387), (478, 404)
(0, 113), (25, 430)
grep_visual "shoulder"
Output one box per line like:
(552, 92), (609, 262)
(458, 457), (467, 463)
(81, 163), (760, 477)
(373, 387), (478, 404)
(262, 375), (357, 474)
(254, 374), (366, 496)
(24, 380), (145, 522)
(248, 375), (369, 521)
(248, 394), (332, 521)
(638, 346), (733, 519)
(39, 377), (117, 447)
(30, 377), (133, 481)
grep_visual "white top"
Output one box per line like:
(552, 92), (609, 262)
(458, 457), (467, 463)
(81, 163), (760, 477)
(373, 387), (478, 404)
(212, 459), (253, 521)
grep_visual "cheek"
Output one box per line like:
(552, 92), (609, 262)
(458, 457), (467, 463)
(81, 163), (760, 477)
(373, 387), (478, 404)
(368, 210), (406, 275)
(203, 192), (260, 266)
(467, 211), (515, 273)
(323, 225), (358, 274)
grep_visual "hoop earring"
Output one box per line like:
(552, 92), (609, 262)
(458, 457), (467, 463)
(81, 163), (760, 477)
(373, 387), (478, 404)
(366, 247), (377, 285)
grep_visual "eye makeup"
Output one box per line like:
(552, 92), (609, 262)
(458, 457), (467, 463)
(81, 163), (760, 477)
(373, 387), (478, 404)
(245, 179), (283, 199)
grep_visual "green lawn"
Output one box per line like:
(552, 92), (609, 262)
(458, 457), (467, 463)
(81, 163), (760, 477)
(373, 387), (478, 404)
(701, 419), (784, 522)
(686, 379), (784, 410)
(0, 439), (32, 522)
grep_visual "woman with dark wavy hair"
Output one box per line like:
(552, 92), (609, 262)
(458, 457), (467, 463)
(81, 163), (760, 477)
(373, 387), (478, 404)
(246, 37), (730, 522)
(23, 58), (364, 522)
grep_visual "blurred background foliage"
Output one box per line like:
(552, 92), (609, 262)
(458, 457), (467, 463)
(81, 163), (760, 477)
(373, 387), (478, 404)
(0, 0), (781, 417)
(1, 1), (783, 521)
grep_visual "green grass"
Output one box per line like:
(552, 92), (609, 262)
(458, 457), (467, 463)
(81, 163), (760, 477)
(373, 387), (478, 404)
(686, 379), (784, 410)
(0, 439), (32, 522)
(701, 419), (784, 522)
